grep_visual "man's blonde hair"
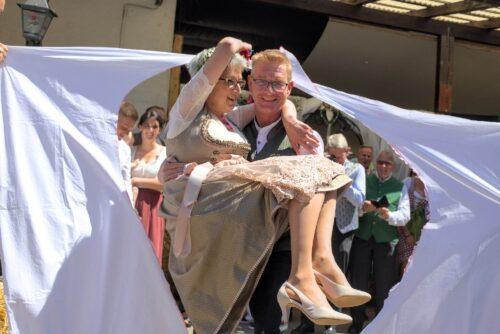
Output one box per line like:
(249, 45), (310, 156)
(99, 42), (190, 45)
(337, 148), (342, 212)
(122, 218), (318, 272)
(251, 49), (292, 81)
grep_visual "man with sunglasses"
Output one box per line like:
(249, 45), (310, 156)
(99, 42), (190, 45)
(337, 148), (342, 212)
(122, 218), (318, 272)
(348, 150), (410, 334)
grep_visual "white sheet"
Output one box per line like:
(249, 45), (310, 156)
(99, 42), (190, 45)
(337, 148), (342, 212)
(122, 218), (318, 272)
(0, 47), (192, 334)
(1, 46), (499, 334)
(284, 49), (500, 334)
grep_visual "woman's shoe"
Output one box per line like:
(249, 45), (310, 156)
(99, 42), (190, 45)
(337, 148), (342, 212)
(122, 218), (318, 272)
(313, 270), (371, 308)
(276, 281), (352, 326)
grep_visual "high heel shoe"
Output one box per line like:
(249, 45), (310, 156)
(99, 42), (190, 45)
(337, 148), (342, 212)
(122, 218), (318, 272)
(276, 281), (352, 326)
(313, 270), (371, 308)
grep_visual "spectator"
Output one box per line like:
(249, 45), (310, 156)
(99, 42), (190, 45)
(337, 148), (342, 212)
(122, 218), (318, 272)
(397, 169), (429, 276)
(348, 150), (410, 333)
(354, 145), (374, 176)
(117, 101), (138, 203)
(133, 106), (167, 146)
(131, 109), (166, 264)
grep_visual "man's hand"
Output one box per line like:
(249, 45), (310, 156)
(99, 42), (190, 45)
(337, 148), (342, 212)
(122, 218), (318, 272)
(378, 207), (391, 220)
(362, 200), (377, 213)
(183, 162), (198, 176)
(286, 120), (320, 154)
(0, 43), (8, 63)
(158, 156), (188, 183)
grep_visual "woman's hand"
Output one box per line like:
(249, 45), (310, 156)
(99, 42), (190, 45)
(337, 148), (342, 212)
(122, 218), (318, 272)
(204, 37), (251, 84)
(287, 120), (320, 154)
(218, 37), (252, 55)
(0, 43), (8, 63)
(281, 100), (319, 154)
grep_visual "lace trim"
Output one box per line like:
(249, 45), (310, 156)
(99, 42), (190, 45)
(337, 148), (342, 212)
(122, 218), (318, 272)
(208, 155), (352, 204)
(200, 115), (251, 163)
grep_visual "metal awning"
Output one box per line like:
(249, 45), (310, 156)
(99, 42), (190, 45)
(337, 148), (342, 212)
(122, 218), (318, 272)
(255, 0), (500, 45)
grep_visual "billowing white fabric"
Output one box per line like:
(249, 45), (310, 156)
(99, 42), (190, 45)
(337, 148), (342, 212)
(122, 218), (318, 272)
(284, 49), (500, 334)
(1, 46), (499, 334)
(0, 47), (192, 334)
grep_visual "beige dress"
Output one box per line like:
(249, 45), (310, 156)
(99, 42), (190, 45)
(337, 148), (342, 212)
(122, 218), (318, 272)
(160, 69), (351, 334)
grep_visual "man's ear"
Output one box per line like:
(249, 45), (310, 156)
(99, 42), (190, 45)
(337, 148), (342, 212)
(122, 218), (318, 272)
(247, 75), (253, 90)
(286, 81), (294, 95)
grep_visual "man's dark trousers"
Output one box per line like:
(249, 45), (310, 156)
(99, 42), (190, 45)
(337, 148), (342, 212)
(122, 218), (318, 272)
(249, 240), (291, 334)
(244, 120), (295, 334)
(332, 221), (356, 274)
(348, 236), (397, 331)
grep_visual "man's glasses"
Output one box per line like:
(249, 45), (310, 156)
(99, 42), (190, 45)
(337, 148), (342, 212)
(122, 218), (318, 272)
(251, 78), (289, 92)
(219, 78), (246, 90)
(376, 160), (393, 166)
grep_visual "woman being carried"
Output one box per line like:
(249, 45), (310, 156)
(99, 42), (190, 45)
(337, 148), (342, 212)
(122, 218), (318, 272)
(160, 37), (370, 334)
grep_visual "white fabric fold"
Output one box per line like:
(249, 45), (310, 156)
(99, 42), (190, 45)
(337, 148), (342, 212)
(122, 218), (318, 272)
(1, 45), (498, 334)
(283, 48), (500, 334)
(173, 162), (214, 258)
(0, 46), (192, 334)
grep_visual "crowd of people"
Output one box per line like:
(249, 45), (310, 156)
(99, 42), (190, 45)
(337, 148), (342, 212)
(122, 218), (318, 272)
(112, 37), (429, 334)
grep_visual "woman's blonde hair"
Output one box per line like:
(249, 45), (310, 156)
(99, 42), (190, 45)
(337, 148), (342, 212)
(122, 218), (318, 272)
(251, 49), (292, 81)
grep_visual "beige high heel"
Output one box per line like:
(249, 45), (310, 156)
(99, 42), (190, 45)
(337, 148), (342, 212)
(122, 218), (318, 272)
(313, 270), (371, 308)
(276, 281), (352, 326)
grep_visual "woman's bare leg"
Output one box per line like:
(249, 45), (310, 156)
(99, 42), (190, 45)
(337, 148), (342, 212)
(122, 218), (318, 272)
(286, 193), (330, 305)
(312, 191), (350, 286)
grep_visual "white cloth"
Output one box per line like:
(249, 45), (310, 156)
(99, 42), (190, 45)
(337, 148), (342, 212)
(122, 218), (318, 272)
(284, 48), (500, 334)
(374, 174), (411, 227)
(131, 146), (166, 178)
(1, 45), (498, 334)
(0, 47), (189, 334)
(118, 139), (133, 204)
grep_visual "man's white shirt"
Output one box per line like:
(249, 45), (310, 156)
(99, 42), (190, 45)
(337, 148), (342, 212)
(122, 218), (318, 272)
(253, 117), (324, 155)
(118, 139), (133, 204)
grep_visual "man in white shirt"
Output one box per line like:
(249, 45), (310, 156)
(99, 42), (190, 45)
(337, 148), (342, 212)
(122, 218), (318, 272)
(116, 101), (138, 203)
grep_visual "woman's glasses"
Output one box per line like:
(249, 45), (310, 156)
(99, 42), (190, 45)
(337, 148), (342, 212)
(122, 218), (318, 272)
(219, 78), (246, 90)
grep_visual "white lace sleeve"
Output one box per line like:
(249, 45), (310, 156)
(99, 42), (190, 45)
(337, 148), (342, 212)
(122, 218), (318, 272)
(162, 67), (215, 139)
(227, 104), (255, 129)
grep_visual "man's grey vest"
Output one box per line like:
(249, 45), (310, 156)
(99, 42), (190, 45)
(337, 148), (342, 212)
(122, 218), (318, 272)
(243, 120), (295, 251)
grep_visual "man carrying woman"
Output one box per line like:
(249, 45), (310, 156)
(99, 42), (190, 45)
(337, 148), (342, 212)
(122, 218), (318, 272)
(159, 37), (371, 334)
